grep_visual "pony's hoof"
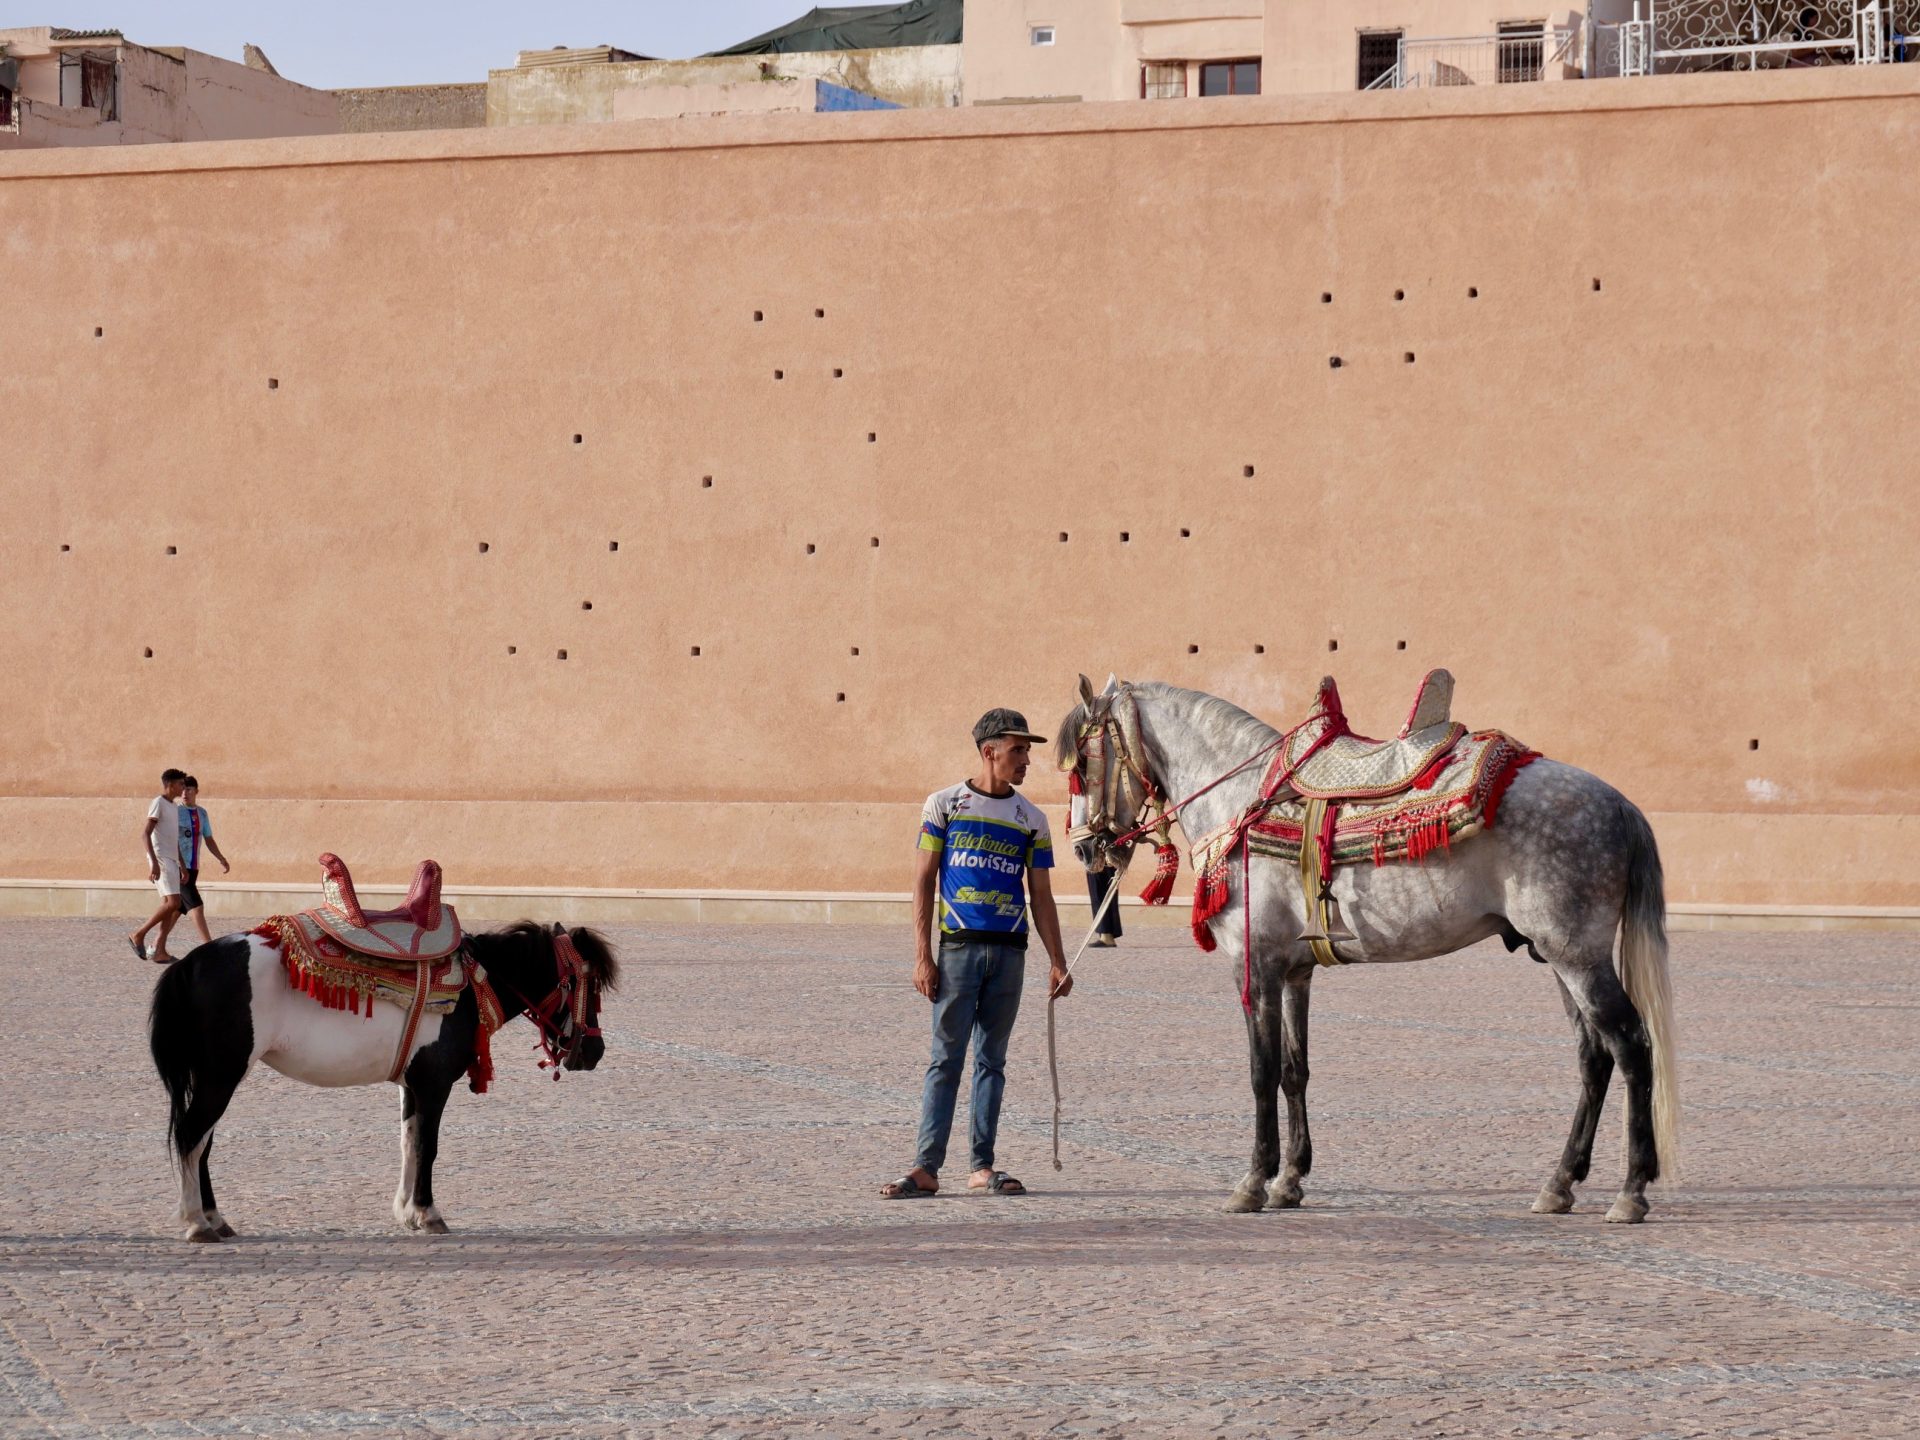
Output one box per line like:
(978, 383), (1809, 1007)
(1265, 1183), (1303, 1209)
(184, 1225), (222, 1244)
(1223, 1188), (1264, 1214)
(1605, 1196), (1649, 1225)
(1531, 1187), (1575, 1215)
(216, 1223), (237, 1239)
(422, 1217), (450, 1235)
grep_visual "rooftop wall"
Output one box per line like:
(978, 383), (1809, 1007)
(2, 70), (1917, 905)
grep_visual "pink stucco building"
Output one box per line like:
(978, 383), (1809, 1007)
(0, 27), (337, 148)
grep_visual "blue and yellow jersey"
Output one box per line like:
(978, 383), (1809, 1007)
(918, 781), (1054, 947)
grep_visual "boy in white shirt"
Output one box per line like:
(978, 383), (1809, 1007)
(128, 768), (187, 964)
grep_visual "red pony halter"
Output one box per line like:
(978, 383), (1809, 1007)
(525, 928), (600, 1079)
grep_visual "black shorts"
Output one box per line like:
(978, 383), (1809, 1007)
(179, 868), (204, 913)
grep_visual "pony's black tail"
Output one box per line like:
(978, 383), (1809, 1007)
(149, 959), (200, 1159)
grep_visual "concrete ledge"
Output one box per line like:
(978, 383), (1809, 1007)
(4, 880), (1917, 932)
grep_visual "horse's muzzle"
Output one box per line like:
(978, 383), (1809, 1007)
(564, 1035), (605, 1071)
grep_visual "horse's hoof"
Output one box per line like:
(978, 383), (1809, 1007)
(422, 1217), (450, 1235)
(185, 1225), (222, 1244)
(1265, 1184), (1303, 1209)
(216, 1223), (237, 1239)
(1605, 1196), (1649, 1225)
(1223, 1189), (1264, 1214)
(1531, 1187), (1575, 1215)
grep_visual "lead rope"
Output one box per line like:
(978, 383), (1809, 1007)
(1048, 875), (1123, 1171)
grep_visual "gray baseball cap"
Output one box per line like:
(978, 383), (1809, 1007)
(973, 708), (1048, 748)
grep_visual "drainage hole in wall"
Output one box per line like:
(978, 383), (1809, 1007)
(691, 646), (702, 657)
(59, 544), (70, 552)
(143, 647), (153, 659)
(774, 370), (784, 380)
(1328, 638), (1339, 652)
(702, 475), (713, 488)
(1320, 292), (1332, 304)
(1592, 277), (1602, 292)
(1058, 532), (1069, 542)
(165, 545), (177, 556)
(507, 645), (517, 655)
(753, 310), (764, 322)
(836, 692), (847, 702)
(94, 326), (104, 338)
(833, 368), (844, 378)
(815, 308), (826, 318)
(573, 434), (583, 445)
(1394, 289), (1405, 301)
(1243, 464), (1255, 478)
(1328, 356), (1343, 369)
(1468, 286), (1479, 298)
(1119, 531), (1131, 543)
(867, 432), (877, 443)
(1748, 738), (1759, 751)
(581, 600), (593, 611)
(1253, 644), (1265, 654)
(869, 536), (880, 548)
(609, 540), (619, 552)
(806, 543), (817, 555)
(477, 541), (490, 554)
(1404, 352), (1416, 364)
(557, 649), (569, 660)
(1179, 528), (1191, 538)
(1396, 639), (1407, 650)
(851, 646), (861, 656)
(1187, 644), (1200, 654)
(268, 378), (279, 390)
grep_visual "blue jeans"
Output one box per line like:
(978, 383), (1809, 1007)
(914, 940), (1027, 1177)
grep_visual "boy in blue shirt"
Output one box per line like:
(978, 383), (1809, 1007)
(882, 709), (1072, 1200)
(175, 776), (231, 948)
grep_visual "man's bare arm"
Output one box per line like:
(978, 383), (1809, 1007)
(141, 816), (159, 876)
(1029, 868), (1073, 999)
(912, 849), (941, 1001)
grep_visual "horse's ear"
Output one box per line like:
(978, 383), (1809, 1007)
(1102, 673), (1120, 696)
(1077, 673), (1097, 705)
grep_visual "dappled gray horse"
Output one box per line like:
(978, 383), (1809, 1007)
(1057, 674), (1679, 1223)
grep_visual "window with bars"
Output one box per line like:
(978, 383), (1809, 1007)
(0, 87), (11, 127)
(1141, 62), (1186, 99)
(1198, 59), (1260, 95)
(1357, 30), (1402, 89)
(1497, 21), (1546, 82)
(1031, 25), (1056, 46)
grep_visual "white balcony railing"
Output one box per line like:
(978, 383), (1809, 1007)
(1370, 28), (1576, 89)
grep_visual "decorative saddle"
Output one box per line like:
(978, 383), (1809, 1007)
(1187, 671), (1537, 968)
(252, 855), (501, 1088)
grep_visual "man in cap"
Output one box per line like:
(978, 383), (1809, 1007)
(881, 708), (1072, 1199)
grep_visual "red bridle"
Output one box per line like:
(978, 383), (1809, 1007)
(525, 928), (600, 1079)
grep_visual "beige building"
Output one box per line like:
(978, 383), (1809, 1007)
(0, 27), (337, 147)
(2, 66), (1919, 922)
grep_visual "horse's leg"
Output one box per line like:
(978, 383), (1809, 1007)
(1226, 980), (1283, 1213)
(394, 1072), (456, 1234)
(198, 1134), (236, 1239)
(175, 1075), (243, 1243)
(1556, 956), (1659, 1223)
(1532, 976), (1614, 1215)
(1266, 971), (1313, 1209)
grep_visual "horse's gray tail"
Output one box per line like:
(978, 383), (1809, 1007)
(1618, 801), (1680, 1180)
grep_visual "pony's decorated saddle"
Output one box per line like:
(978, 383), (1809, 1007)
(252, 855), (504, 1088)
(1187, 671), (1537, 965)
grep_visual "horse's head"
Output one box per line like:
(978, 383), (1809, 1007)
(1056, 673), (1153, 875)
(481, 921), (619, 1074)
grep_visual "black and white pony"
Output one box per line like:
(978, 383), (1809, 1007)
(149, 921), (617, 1241)
(1059, 677), (1679, 1223)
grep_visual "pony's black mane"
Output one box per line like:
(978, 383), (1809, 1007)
(477, 920), (620, 993)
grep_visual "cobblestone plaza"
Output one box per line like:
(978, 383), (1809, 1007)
(2, 917), (1915, 1437)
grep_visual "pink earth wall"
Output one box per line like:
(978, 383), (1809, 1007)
(2, 69), (1916, 904)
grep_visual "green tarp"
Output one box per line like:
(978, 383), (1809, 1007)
(707, 0), (962, 56)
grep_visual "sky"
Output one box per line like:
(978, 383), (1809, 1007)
(0, 2), (827, 87)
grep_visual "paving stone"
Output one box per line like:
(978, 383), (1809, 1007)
(0, 919), (1915, 1437)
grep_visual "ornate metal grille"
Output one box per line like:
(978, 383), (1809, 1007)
(1645, 0), (1920, 68)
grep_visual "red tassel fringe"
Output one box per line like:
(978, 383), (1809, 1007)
(1137, 845), (1180, 906)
